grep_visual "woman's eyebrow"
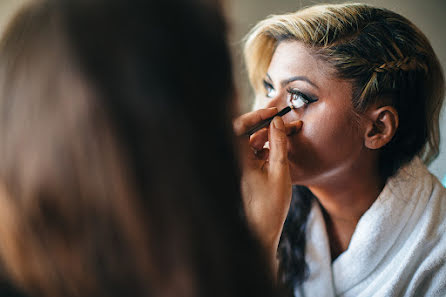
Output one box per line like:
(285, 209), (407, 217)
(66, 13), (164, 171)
(265, 73), (274, 84)
(282, 76), (319, 89)
(266, 73), (319, 89)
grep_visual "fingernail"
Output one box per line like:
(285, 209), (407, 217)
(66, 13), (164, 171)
(272, 116), (284, 130)
(291, 120), (303, 129)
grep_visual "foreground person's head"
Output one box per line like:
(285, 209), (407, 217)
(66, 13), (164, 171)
(0, 1), (275, 296)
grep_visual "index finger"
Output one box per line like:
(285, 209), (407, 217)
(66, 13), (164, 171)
(233, 107), (278, 136)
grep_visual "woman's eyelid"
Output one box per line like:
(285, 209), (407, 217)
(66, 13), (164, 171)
(287, 87), (318, 102)
(263, 79), (275, 90)
(263, 79), (277, 98)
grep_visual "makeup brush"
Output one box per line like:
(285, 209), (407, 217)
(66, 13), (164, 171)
(243, 105), (293, 136)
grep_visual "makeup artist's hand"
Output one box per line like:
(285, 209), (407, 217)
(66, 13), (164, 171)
(233, 108), (302, 271)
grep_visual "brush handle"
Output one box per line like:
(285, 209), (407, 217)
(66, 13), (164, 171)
(243, 106), (292, 136)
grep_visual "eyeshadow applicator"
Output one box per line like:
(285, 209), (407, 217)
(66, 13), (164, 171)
(243, 105), (295, 136)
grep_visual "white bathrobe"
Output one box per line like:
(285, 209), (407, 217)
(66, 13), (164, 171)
(295, 157), (446, 297)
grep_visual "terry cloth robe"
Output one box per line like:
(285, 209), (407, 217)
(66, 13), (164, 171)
(295, 157), (446, 297)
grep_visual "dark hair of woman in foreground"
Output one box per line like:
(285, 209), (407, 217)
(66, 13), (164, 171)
(0, 0), (276, 296)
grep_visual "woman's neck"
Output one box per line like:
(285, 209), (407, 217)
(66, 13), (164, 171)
(308, 160), (385, 261)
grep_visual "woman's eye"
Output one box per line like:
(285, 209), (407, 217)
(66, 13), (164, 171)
(288, 89), (318, 109)
(290, 93), (306, 108)
(263, 80), (276, 98)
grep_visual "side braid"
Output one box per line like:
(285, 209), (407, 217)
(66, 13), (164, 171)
(355, 55), (428, 110)
(374, 56), (425, 73)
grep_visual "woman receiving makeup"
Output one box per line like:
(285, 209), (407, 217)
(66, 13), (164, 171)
(238, 3), (446, 297)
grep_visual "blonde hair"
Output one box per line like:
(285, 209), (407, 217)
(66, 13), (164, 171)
(244, 3), (445, 175)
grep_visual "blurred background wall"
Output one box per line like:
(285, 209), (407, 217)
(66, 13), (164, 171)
(0, 0), (444, 180)
(226, 0), (446, 181)
(0, 0), (28, 35)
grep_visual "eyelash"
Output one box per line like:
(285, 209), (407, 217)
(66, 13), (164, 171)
(286, 88), (318, 109)
(263, 81), (275, 98)
(263, 79), (318, 109)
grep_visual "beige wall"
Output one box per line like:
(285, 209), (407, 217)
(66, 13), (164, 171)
(0, 0), (28, 35)
(227, 0), (446, 180)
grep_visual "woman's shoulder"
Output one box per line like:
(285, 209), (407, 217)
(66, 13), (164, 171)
(386, 157), (446, 200)
(392, 157), (446, 230)
(398, 159), (446, 295)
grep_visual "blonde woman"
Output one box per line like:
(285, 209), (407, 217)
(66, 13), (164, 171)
(240, 3), (446, 297)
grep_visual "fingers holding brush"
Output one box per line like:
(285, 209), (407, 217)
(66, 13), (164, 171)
(233, 107), (278, 137)
(285, 120), (303, 136)
(242, 116), (293, 271)
(248, 120), (303, 162)
(233, 110), (303, 272)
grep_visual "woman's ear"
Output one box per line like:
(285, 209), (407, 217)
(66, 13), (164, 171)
(364, 105), (399, 149)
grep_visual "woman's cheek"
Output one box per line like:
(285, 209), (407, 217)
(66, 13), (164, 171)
(290, 104), (339, 154)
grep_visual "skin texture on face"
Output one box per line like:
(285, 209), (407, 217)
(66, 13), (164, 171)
(255, 41), (370, 187)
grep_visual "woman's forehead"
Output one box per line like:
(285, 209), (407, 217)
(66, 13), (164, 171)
(267, 41), (333, 85)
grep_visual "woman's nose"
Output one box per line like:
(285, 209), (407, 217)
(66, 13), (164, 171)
(262, 93), (297, 123)
(264, 93), (288, 110)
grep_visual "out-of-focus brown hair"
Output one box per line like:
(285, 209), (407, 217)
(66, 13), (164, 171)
(0, 1), (276, 297)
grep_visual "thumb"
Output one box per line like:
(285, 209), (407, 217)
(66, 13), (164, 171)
(268, 117), (289, 177)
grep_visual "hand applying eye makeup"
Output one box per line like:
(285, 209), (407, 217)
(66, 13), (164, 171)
(233, 108), (302, 271)
(243, 89), (317, 136)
